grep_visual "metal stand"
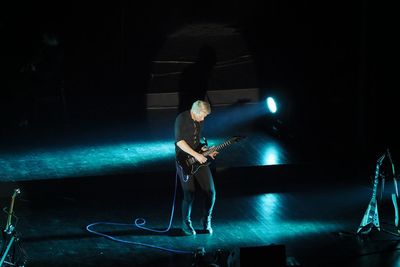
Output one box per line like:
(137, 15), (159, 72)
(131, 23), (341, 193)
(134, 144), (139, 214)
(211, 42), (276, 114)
(0, 189), (27, 267)
(1, 235), (17, 267)
(357, 149), (400, 235)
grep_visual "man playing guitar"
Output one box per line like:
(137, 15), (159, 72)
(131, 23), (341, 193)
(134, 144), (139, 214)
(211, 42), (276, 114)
(175, 100), (218, 235)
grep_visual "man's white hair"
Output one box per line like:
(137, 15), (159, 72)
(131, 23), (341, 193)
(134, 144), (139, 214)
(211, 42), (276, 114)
(191, 100), (211, 115)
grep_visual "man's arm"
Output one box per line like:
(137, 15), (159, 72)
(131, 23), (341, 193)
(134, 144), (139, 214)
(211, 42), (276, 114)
(176, 140), (208, 164)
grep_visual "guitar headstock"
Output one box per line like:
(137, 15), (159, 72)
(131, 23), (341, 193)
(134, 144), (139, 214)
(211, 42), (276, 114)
(228, 136), (246, 143)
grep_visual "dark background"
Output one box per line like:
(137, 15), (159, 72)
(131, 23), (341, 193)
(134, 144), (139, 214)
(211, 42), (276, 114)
(1, 3), (400, 266)
(0, 0), (398, 163)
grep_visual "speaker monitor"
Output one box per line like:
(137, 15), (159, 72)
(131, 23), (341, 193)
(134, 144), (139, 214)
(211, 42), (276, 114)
(228, 244), (286, 267)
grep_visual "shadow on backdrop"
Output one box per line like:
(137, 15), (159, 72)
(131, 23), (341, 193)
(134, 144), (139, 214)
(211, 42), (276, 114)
(178, 44), (216, 114)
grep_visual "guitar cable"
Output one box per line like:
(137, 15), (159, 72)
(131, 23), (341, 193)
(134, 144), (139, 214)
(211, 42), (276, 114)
(86, 171), (193, 254)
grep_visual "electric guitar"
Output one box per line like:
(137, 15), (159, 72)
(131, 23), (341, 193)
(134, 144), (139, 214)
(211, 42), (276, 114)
(177, 136), (244, 179)
(357, 154), (384, 234)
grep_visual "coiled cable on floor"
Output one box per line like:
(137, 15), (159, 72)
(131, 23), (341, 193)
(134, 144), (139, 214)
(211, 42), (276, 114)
(86, 172), (193, 254)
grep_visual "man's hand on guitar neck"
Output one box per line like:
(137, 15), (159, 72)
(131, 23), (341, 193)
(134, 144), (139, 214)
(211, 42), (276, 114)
(201, 146), (219, 160)
(209, 150), (219, 159)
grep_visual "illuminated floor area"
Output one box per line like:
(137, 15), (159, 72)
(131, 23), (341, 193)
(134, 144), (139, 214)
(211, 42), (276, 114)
(0, 106), (296, 182)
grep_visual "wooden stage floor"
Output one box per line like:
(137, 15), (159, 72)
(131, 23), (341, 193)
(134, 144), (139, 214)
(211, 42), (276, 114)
(1, 107), (399, 267)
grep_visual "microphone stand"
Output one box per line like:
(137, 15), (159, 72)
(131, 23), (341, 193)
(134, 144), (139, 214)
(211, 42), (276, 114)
(1, 188), (26, 267)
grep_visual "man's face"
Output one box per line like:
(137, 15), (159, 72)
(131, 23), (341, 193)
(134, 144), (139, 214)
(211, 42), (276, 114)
(194, 111), (208, 122)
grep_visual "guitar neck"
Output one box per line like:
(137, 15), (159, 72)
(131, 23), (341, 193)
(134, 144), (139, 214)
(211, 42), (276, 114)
(203, 140), (233, 156)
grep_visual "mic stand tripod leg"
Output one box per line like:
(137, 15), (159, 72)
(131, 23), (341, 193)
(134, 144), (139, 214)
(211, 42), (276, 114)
(0, 235), (16, 267)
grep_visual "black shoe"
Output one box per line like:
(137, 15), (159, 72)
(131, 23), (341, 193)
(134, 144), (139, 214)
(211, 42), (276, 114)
(182, 219), (196, 235)
(201, 216), (213, 234)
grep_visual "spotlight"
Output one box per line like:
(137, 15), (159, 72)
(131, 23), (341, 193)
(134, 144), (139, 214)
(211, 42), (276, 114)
(266, 97), (277, 114)
(258, 93), (294, 140)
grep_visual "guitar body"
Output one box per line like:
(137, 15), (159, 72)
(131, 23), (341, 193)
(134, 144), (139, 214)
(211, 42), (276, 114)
(357, 197), (380, 234)
(176, 147), (211, 178)
(176, 136), (243, 180)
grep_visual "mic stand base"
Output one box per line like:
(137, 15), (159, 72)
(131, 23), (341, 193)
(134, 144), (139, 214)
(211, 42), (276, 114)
(0, 230), (26, 267)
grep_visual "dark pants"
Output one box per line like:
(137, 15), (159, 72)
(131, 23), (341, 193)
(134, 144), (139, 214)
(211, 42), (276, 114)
(176, 162), (216, 221)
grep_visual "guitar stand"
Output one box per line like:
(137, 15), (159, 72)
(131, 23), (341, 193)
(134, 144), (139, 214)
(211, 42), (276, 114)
(357, 149), (400, 236)
(0, 189), (27, 267)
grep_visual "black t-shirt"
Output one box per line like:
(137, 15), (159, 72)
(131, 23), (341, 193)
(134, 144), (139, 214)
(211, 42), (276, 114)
(174, 110), (203, 157)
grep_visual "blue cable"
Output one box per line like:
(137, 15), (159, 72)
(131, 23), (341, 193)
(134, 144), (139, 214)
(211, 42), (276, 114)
(86, 172), (193, 254)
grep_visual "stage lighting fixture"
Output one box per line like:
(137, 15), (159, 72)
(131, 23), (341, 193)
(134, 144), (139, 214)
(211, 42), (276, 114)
(266, 97), (277, 114)
(258, 88), (299, 141)
(259, 94), (292, 140)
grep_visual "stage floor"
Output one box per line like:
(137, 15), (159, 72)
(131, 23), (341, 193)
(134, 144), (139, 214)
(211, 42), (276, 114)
(1, 107), (398, 267)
